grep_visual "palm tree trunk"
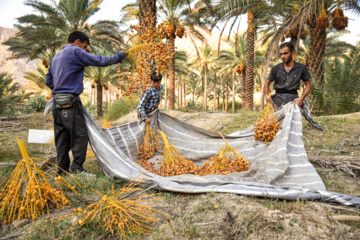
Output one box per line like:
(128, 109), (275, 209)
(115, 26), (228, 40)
(183, 81), (186, 108)
(202, 76), (205, 108)
(109, 85), (112, 104)
(168, 38), (175, 110)
(221, 76), (224, 111)
(91, 87), (93, 105)
(232, 69), (235, 113)
(225, 79), (228, 112)
(94, 88), (96, 104)
(96, 80), (103, 117)
(241, 70), (246, 107)
(178, 80), (181, 108)
(309, 13), (326, 84)
(245, 12), (255, 109)
(139, 0), (156, 31)
(106, 87), (108, 104)
(179, 76), (182, 108)
(213, 70), (217, 111)
(204, 65), (208, 110)
(164, 76), (168, 110)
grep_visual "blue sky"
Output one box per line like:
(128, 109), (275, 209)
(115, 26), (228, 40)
(0, 0), (359, 45)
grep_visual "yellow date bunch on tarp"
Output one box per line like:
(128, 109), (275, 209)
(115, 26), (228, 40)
(138, 125), (161, 161)
(253, 104), (281, 144)
(137, 131), (250, 177)
(198, 132), (250, 176)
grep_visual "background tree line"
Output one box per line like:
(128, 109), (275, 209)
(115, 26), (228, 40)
(1, 0), (359, 118)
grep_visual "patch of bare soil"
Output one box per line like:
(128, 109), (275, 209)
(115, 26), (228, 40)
(134, 193), (359, 240)
(111, 110), (237, 132)
(0, 117), (25, 133)
(326, 112), (360, 119)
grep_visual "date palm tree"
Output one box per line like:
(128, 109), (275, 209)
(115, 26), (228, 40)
(190, 44), (216, 110)
(216, 33), (247, 108)
(0, 73), (30, 115)
(210, 0), (269, 110)
(4, 0), (125, 63)
(23, 64), (51, 97)
(263, 0), (360, 85)
(157, 0), (206, 110)
(174, 51), (194, 108)
(140, 0), (157, 27)
(121, 0), (206, 110)
(317, 45), (360, 115)
(84, 48), (120, 117)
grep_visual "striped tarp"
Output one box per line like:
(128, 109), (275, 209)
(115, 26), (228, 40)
(84, 103), (360, 208)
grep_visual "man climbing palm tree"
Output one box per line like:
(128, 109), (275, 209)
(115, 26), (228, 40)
(45, 31), (128, 176)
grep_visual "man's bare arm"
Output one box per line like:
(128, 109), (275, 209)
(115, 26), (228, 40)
(292, 80), (311, 106)
(263, 80), (273, 104)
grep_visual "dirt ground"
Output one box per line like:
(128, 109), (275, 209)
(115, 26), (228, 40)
(111, 110), (239, 132)
(0, 111), (359, 239)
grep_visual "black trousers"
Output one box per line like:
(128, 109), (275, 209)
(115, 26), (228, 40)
(53, 100), (88, 174)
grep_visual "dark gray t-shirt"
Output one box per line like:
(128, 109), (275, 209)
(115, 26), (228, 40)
(268, 62), (311, 91)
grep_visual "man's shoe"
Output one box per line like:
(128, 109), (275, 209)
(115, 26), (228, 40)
(70, 168), (96, 177)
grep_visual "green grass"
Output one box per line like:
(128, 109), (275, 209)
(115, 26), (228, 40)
(221, 109), (260, 134)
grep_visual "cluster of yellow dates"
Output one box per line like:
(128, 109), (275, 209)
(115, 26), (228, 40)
(118, 11), (174, 97)
(49, 176), (168, 238)
(0, 139), (79, 224)
(253, 104), (281, 144)
(136, 130), (250, 177)
(138, 125), (161, 161)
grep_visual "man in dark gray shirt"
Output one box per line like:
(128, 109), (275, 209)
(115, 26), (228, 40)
(263, 42), (323, 130)
(264, 42), (312, 108)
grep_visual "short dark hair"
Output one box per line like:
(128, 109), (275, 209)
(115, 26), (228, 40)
(68, 31), (90, 45)
(280, 42), (294, 52)
(150, 72), (162, 82)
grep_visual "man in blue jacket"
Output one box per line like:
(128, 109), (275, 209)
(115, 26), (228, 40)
(46, 31), (127, 176)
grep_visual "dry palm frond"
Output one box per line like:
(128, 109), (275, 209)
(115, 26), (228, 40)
(49, 175), (168, 238)
(0, 139), (81, 224)
(262, 0), (316, 74)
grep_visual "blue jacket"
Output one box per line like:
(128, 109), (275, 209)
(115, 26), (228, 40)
(45, 44), (125, 95)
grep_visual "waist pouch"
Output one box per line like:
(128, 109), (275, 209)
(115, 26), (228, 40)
(53, 94), (78, 109)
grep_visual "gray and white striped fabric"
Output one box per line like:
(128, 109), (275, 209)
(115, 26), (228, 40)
(84, 103), (360, 208)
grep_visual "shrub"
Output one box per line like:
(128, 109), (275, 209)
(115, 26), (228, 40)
(105, 95), (139, 121)
(24, 95), (47, 113)
(0, 72), (28, 116)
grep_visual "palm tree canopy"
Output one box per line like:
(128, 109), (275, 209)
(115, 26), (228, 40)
(4, 0), (125, 61)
